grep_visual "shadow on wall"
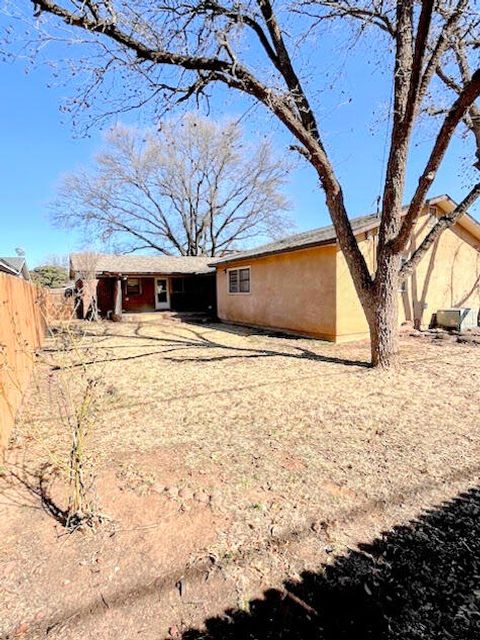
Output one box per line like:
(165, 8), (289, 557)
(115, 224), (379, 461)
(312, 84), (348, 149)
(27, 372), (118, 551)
(402, 219), (480, 329)
(453, 253), (480, 312)
(401, 216), (440, 329)
(182, 485), (480, 639)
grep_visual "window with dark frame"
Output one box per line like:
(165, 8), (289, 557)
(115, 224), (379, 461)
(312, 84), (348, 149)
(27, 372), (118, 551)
(228, 270), (239, 293)
(126, 278), (141, 296)
(228, 267), (250, 294)
(239, 268), (250, 292)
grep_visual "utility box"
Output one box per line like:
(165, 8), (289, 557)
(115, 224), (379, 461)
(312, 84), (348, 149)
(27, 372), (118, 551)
(436, 308), (478, 331)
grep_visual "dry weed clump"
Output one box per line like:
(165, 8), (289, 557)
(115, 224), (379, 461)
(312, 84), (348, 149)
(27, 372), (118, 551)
(5, 309), (111, 530)
(43, 322), (113, 529)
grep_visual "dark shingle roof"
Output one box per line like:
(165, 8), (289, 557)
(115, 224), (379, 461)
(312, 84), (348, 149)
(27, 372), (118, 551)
(212, 213), (379, 265)
(70, 253), (215, 276)
(0, 259), (18, 275)
(212, 194), (480, 266)
(0, 257), (28, 277)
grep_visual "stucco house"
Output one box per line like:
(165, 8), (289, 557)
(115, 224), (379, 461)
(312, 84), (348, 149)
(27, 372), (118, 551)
(213, 195), (480, 342)
(70, 254), (216, 319)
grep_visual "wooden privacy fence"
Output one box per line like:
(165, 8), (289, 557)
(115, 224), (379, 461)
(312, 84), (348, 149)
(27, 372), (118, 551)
(0, 274), (47, 451)
(37, 287), (76, 323)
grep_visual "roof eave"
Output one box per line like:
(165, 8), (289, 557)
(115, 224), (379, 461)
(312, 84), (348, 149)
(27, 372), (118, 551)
(210, 238), (338, 267)
(211, 194), (480, 265)
(95, 270), (214, 277)
(0, 260), (18, 276)
(432, 194), (480, 241)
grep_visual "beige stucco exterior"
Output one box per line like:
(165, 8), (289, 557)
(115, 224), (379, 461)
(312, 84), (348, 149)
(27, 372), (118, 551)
(336, 204), (480, 341)
(400, 217), (480, 329)
(216, 244), (337, 340)
(216, 201), (480, 343)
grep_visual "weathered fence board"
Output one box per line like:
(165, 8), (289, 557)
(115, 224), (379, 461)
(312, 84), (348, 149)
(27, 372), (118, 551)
(38, 288), (75, 323)
(0, 274), (47, 451)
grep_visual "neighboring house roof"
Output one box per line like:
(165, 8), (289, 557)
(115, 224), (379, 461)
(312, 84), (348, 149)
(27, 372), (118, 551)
(70, 253), (215, 277)
(0, 257), (30, 279)
(212, 194), (480, 266)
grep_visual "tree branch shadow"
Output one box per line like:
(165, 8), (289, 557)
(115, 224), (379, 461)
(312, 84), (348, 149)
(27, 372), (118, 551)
(52, 323), (369, 369)
(6, 473), (479, 637)
(182, 485), (480, 639)
(0, 462), (68, 526)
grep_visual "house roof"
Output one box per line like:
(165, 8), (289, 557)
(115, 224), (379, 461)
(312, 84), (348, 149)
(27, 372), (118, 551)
(0, 257), (29, 279)
(70, 253), (215, 277)
(212, 195), (480, 266)
(212, 214), (379, 266)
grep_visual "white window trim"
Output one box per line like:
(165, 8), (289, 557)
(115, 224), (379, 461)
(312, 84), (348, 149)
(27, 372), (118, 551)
(227, 266), (251, 295)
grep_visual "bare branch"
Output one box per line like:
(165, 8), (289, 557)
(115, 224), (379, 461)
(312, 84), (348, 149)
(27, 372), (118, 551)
(51, 114), (293, 256)
(393, 68), (480, 253)
(400, 183), (480, 278)
(293, 1), (396, 36)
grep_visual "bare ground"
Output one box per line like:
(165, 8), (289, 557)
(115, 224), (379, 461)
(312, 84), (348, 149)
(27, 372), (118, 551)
(1, 317), (479, 639)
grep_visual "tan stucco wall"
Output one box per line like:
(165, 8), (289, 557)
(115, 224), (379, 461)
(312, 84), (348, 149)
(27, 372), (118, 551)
(217, 206), (480, 343)
(335, 231), (376, 341)
(336, 210), (480, 340)
(400, 218), (480, 328)
(216, 245), (337, 340)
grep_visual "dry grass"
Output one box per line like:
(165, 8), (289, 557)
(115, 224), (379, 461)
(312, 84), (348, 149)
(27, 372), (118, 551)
(1, 317), (479, 639)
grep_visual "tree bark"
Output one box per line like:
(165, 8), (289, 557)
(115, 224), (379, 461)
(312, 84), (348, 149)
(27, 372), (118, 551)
(368, 257), (400, 368)
(113, 278), (122, 320)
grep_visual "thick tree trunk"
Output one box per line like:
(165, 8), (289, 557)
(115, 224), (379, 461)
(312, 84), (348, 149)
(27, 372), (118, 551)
(113, 278), (122, 321)
(369, 300), (399, 368)
(367, 257), (400, 368)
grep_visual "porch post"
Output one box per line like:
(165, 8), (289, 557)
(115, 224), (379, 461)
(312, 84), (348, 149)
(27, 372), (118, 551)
(113, 277), (122, 320)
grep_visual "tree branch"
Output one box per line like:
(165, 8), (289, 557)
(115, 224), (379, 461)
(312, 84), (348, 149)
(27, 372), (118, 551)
(400, 183), (480, 279)
(377, 0), (415, 251)
(197, 0), (280, 69)
(392, 68), (480, 253)
(293, 1), (396, 36)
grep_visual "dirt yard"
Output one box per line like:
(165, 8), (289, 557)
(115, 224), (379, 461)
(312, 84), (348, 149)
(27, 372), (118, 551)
(1, 317), (479, 639)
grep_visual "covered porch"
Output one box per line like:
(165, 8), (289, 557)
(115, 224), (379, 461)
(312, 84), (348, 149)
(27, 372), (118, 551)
(96, 273), (216, 318)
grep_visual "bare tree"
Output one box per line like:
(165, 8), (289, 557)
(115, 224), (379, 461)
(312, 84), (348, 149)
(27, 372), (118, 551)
(52, 115), (292, 256)
(71, 251), (100, 320)
(304, 2), (479, 170)
(7, 0), (480, 366)
(434, 10), (480, 170)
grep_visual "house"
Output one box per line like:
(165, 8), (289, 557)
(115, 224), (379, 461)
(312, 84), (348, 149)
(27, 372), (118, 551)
(69, 254), (216, 319)
(213, 195), (480, 342)
(0, 257), (30, 280)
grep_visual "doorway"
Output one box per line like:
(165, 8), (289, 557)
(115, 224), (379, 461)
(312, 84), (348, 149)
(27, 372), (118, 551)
(154, 278), (170, 310)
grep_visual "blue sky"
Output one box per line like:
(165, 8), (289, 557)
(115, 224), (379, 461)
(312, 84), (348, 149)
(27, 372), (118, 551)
(1, 14), (478, 268)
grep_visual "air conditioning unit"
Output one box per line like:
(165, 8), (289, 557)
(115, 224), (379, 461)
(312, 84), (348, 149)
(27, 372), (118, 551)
(436, 308), (478, 331)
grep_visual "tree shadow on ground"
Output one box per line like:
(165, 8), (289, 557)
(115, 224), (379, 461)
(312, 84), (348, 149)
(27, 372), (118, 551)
(0, 462), (68, 526)
(49, 323), (370, 370)
(182, 486), (480, 640)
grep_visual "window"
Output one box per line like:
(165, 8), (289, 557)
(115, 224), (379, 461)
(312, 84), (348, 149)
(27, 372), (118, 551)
(239, 268), (250, 293)
(126, 278), (141, 296)
(228, 270), (238, 293)
(228, 267), (250, 294)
